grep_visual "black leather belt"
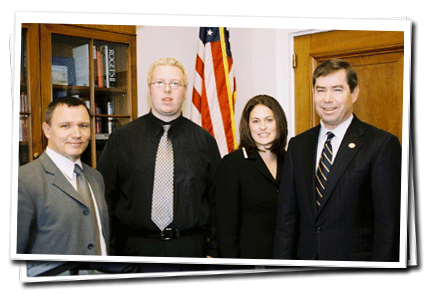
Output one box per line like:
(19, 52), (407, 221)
(144, 227), (206, 241)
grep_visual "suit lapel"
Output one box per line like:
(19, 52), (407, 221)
(318, 116), (365, 212)
(276, 155), (284, 183)
(39, 152), (87, 207)
(83, 164), (109, 241)
(247, 150), (282, 184)
(302, 126), (321, 217)
(83, 165), (105, 220)
(249, 151), (275, 183)
(40, 152), (109, 249)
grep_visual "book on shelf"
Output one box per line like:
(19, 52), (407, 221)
(107, 100), (115, 134)
(84, 100), (91, 110)
(57, 44), (116, 89)
(72, 44), (89, 86)
(20, 92), (28, 112)
(95, 133), (110, 140)
(95, 103), (102, 135)
(52, 65), (68, 85)
(96, 49), (104, 88)
(19, 115), (28, 142)
(21, 30), (27, 84)
(52, 57), (76, 86)
(94, 100), (116, 139)
(100, 45), (116, 88)
(53, 91), (68, 100)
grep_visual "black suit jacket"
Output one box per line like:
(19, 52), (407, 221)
(215, 149), (284, 259)
(274, 115), (401, 261)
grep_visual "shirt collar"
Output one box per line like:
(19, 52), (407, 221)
(149, 110), (184, 136)
(319, 114), (353, 141)
(45, 147), (83, 180)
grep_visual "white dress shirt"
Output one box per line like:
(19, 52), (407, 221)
(46, 147), (107, 255)
(316, 114), (354, 171)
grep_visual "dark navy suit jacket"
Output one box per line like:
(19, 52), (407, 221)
(274, 115), (401, 261)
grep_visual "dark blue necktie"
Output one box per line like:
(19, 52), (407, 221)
(315, 132), (335, 209)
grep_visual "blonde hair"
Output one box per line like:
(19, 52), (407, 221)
(147, 57), (188, 87)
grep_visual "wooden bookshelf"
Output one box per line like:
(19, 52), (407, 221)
(19, 24), (40, 166)
(20, 23), (137, 168)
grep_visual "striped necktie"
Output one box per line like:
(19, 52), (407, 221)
(315, 132), (335, 209)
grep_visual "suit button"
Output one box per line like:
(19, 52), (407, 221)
(88, 244), (94, 250)
(83, 209), (90, 216)
(316, 226), (321, 233)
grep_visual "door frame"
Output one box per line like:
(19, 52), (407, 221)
(287, 29), (330, 139)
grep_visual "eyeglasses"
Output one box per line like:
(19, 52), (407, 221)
(150, 80), (185, 89)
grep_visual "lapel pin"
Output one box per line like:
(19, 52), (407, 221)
(242, 147), (249, 159)
(348, 143), (356, 149)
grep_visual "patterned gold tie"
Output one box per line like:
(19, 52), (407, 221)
(151, 124), (174, 231)
(74, 164), (102, 254)
(315, 132), (335, 209)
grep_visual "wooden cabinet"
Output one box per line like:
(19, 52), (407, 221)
(20, 24), (137, 167)
(19, 24), (41, 166)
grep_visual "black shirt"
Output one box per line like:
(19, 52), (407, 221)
(97, 112), (221, 256)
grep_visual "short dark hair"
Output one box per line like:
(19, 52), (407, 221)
(313, 59), (358, 92)
(44, 96), (91, 124)
(239, 94), (288, 158)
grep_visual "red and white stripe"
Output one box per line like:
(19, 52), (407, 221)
(191, 28), (237, 157)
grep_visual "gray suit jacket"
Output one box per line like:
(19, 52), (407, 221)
(17, 152), (109, 255)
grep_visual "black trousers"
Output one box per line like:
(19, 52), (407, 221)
(120, 233), (206, 257)
(113, 233), (254, 273)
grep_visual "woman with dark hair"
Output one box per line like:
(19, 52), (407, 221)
(215, 94), (288, 259)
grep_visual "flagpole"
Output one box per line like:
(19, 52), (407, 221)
(219, 27), (238, 150)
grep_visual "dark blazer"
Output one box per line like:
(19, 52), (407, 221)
(274, 115), (401, 261)
(17, 151), (109, 255)
(215, 149), (284, 259)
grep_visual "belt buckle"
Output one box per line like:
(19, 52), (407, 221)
(161, 227), (177, 240)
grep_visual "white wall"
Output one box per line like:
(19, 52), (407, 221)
(137, 25), (199, 118)
(137, 26), (296, 141)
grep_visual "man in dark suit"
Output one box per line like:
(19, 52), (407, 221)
(17, 96), (109, 255)
(274, 59), (401, 261)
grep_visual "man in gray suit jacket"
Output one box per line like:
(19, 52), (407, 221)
(17, 96), (109, 255)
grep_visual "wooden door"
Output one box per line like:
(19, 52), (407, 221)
(294, 30), (404, 144)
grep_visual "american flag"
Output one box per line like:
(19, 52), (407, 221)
(191, 27), (237, 157)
